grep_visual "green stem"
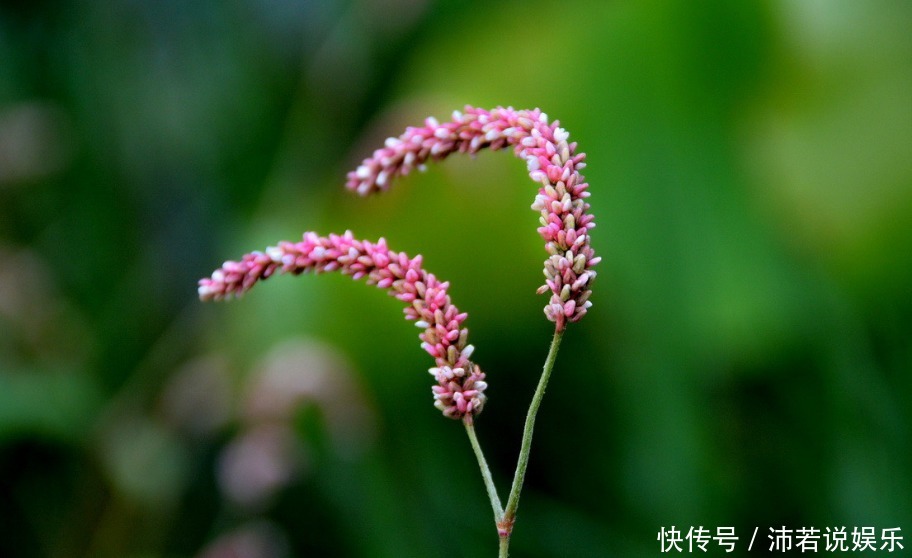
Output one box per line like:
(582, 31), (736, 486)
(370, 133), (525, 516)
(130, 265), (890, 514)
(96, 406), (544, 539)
(499, 534), (510, 558)
(464, 417), (504, 525)
(502, 328), (564, 535)
(464, 327), (565, 558)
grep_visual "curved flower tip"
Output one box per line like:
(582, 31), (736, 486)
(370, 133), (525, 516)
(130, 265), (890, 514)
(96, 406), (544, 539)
(346, 106), (599, 330)
(199, 231), (486, 419)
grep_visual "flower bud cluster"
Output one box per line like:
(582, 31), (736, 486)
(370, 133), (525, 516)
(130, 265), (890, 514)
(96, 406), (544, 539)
(198, 231), (486, 419)
(346, 106), (600, 330)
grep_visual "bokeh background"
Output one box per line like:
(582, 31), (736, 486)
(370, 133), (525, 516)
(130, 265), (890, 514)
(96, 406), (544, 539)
(1, 1), (910, 556)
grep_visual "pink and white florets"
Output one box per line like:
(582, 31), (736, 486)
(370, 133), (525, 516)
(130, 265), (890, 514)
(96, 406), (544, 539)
(199, 231), (486, 419)
(200, 106), (600, 418)
(346, 106), (600, 330)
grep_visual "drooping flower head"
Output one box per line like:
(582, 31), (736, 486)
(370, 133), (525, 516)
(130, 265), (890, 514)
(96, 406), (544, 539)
(346, 106), (600, 330)
(199, 231), (486, 419)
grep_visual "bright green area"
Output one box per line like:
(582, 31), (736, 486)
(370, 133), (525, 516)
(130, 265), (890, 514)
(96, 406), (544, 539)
(1, 1), (910, 556)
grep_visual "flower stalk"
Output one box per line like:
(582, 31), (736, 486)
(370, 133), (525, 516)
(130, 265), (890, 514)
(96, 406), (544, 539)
(459, 328), (564, 557)
(463, 417), (503, 524)
(500, 327), (564, 550)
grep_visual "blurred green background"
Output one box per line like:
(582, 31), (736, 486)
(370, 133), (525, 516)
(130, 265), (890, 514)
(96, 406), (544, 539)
(1, 0), (910, 556)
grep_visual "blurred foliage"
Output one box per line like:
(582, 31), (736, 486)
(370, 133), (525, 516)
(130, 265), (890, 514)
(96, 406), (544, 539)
(1, 0), (910, 557)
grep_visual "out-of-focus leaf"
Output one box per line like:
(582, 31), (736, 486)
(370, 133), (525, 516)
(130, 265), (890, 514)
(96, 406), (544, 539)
(0, 367), (101, 444)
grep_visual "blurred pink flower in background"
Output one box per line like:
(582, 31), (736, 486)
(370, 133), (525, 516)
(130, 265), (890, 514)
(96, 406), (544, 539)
(242, 339), (375, 457)
(216, 337), (377, 509)
(217, 423), (301, 509)
(195, 521), (289, 558)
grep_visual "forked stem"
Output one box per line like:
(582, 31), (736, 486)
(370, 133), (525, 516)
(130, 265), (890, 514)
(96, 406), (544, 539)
(464, 328), (565, 558)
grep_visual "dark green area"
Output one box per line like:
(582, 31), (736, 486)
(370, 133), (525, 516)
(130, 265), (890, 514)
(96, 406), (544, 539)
(1, 1), (910, 556)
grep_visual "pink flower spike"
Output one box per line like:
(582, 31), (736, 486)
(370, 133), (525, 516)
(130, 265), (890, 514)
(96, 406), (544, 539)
(345, 106), (597, 330)
(199, 231), (486, 419)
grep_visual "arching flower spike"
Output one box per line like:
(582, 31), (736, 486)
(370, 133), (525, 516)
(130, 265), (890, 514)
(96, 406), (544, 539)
(346, 106), (600, 330)
(198, 231), (486, 419)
